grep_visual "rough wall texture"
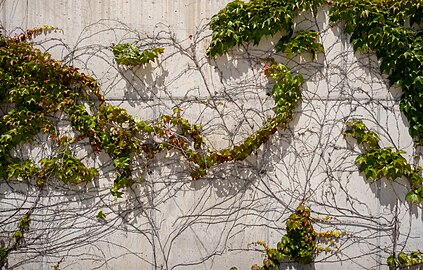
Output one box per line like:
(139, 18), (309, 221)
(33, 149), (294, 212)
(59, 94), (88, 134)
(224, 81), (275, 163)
(1, 1), (422, 269)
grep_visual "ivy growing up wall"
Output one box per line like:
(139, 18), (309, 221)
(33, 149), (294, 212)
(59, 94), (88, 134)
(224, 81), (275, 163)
(1, 0), (423, 269)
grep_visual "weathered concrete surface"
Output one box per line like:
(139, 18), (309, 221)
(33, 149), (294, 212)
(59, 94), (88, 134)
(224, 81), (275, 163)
(1, 1), (422, 270)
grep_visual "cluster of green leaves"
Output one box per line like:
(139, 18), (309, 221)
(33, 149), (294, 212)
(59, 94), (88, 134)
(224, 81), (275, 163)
(356, 148), (411, 181)
(276, 30), (324, 58)
(112, 43), (164, 66)
(97, 105), (145, 197)
(207, 0), (324, 57)
(0, 33), (100, 186)
(13, 214), (30, 239)
(343, 120), (380, 147)
(39, 150), (98, 185)
(387, 251), (423, 268)
(6, 151), (98, 187)
(265, 63), (303, 116)
(250, 205), (343, 269)
(330, 0), (423, 144)
(345, 120), (423, 204)
(6, 160), (40, 183)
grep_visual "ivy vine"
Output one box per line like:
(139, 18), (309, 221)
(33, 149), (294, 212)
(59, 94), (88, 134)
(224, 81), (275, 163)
(0, 28), (308, 199)
(387, 250), (423, 268)
(330, 0), (423, 144)
(112, 43), (164, 66)
(344, 120), (423, 204)
(246, 205), (345, 269)
(206, 0), (324, 57)
(0, 27), (101, 187)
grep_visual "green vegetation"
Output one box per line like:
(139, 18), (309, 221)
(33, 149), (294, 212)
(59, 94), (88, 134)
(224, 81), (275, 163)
(345, 120), (423, 204)
(112, 43), (164, 66)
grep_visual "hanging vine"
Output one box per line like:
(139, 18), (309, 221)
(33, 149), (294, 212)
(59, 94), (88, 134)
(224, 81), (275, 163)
(112, 43), (164, 66)
(330, 0), (423, 144)
(344, 120), (423, 204)
(0, 25), (313, 198)
(231, 205), (346, 270)
(206, 0), (324, 57)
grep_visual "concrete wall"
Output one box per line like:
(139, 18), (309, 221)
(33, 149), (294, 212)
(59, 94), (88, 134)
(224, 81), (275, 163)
(1, 1), (422, 269)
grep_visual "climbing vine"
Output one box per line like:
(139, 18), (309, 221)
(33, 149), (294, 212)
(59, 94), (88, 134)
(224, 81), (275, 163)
(112, 43), (164, 66)
(206, 0), (324, 57)
(344, 120), (423, 204)
(241, 205), (345, 269)
(0, 26), (308, 198)
(387, 251), (423, 268)
(0, 27), (101, 188)
(330, 0), (423, 144)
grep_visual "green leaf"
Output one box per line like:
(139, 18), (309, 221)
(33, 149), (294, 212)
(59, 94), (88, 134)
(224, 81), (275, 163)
(96, 210), (107, 220)
(110, 188), (124, 198)
(387, 255), (398, 267)
(397, 252), (409, 265)
(405, 190), (421, 204)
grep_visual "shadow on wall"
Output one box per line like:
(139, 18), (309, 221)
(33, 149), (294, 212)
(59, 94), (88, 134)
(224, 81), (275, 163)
(119, 64), (168, 103)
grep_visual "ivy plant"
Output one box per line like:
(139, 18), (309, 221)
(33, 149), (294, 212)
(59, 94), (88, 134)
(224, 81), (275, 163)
(345, 120), (423, 204)
(330, 0), (423, 144)
(249, 205), (345, 269)
(387, 251), (423, 268)
(0, 21), (312, 200)
(112, 43), (164, 66)
(207, 0), (324, 57)
(0, 31), (101, 186)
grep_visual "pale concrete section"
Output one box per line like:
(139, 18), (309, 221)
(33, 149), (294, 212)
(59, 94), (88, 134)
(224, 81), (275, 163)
(1, 0), (228, 41)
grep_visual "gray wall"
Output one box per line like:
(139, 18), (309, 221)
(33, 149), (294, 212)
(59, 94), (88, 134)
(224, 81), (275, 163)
(1, 1), (422, 269)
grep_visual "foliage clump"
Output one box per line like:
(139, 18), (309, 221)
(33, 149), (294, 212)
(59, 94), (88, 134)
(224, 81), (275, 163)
(275, 30), (324, 58)
(112, 43), (164, 66)
(0, 32), (100, 186)
(250, 205), (344, 269)
(330, 0), (423, 144)
(387, 251), (423, 268)
(345, 120), (423, 204)
(207, 0), (324, 57)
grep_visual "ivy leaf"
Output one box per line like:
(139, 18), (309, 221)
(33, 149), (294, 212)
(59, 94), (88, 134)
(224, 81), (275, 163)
(387, 255), (397, 267)
(96, 210), (107, 220)
(365, 167), (378, 180)
(405, 190), (421, 204)
(397, 252), (409, 265)
(110, 188), (124, 198)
